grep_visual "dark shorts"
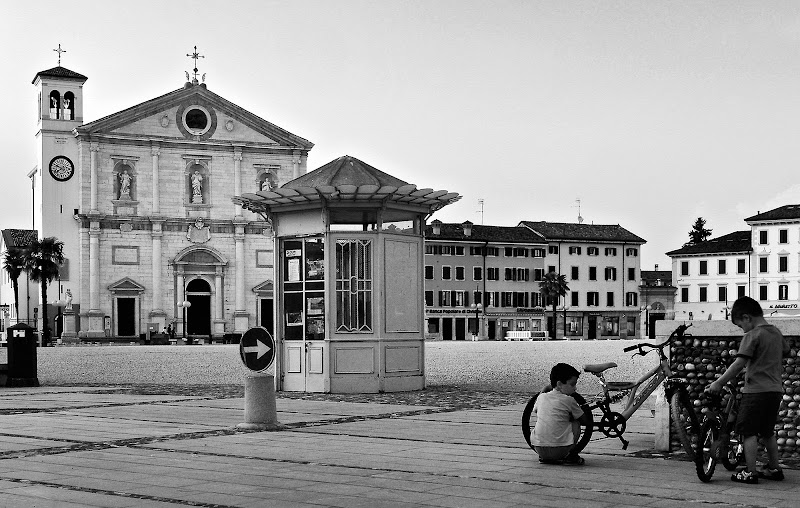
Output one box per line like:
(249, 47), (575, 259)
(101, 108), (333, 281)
(533, 444), (574, 461)
(735, 392), (782, 438)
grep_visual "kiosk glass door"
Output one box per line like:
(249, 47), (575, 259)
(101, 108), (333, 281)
(281, 237), (326, 391)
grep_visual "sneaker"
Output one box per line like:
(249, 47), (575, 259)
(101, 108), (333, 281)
(757, 467), (784, 481)
(562, 454), (585, 465)
(731, 470), (759, 484)
(538, 458), (563, 465)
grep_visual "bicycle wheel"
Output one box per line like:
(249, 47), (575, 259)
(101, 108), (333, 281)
(522, 392), (593, 453)
(670, 387), (700, 460)
(695, 419), (719, 482)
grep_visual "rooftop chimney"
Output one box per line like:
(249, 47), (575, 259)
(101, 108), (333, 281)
(462, 220), (473, 237)
(431, 219), (442, 236)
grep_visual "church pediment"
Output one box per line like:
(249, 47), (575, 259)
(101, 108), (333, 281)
(75, 84), (313, 150)
(108, 277), (146, 293)
(252, 280), (274, 295)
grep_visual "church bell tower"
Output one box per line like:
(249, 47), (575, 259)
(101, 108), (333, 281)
(31, 45), (87, 315)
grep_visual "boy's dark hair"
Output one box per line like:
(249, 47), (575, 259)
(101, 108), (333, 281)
(730, 296), (763, 321)
(550, 362), (580, 388)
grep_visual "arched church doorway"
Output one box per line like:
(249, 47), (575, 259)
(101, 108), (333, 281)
(186, 278), (211, 336)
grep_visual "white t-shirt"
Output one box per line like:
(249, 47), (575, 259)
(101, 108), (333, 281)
(531, 389), (584, 447)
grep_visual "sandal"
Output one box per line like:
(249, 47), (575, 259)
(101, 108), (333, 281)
(731, 470), (758, 484)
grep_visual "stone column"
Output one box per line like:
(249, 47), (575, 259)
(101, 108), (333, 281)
(89, 224), (100, 310)
(213, 266), (225, 336)
(149, 220), (166, 328)
(233, 222), (249, 331)
(85, 221), (105, 337)
(151, 144), (161, 214)
(176, 268), (185, 337)
(233, 147), (243, 217)
(90, 143), (100, 213)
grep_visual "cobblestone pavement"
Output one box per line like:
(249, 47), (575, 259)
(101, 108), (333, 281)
(55, 384), (533, 410)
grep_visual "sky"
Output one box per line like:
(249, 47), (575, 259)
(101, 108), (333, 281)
(2, 1), (800, 271)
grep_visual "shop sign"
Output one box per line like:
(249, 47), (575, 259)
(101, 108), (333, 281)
(426, 308), (472, 314)
(770, 303), (798, 309)
(516, 308), (544, 314)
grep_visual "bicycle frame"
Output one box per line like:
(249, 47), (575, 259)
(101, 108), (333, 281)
(587, 348), (676, 420)
(581, 325), (696, 450)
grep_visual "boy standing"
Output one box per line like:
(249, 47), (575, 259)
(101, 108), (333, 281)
(706, 296), (789, 484)
(531, 363), (591, 465)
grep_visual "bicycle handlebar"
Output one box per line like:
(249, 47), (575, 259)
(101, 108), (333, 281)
(622, 323), (692, 355)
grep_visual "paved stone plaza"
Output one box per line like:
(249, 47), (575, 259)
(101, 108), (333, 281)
(0, 386), (797, 507)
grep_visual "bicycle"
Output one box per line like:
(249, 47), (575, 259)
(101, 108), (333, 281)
(695, 382), (743, 482)
(522, 323), (700, 459)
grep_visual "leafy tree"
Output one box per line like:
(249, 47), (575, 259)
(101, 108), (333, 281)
(2, 248), (26, 322)
(539, 271), (569, 339)
(685, 217), (712, 246)
(23, 237), (64, 347)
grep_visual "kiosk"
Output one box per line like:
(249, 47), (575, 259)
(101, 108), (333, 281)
(234, 156), (459, 393)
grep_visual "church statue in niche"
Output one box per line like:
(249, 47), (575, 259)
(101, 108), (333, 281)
(118, 169), (133, 200)
(260, 174), (274, 191)
(191, 170), (204, 203)
(63, 98), (72, 120)
(187, 217), (211, 243)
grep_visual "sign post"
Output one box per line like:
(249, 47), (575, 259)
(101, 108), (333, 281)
(236, 326), (281, 430)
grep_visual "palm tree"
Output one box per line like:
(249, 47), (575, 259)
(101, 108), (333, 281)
(539, 271), (569, 340)
(2, 248), (26, 323)
(23, 237), (64, 347)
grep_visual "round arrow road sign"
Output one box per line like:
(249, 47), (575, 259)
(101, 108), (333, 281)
(239, 326), (275, 372)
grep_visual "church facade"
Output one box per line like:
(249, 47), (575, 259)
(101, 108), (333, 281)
(32, 65), (312, 340)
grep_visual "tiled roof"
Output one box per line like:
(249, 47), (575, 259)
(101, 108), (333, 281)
(665, 230), (751, 256)
(641, 270), (673, 286)
(32, 66), (88, 84)
(518, 221), (646, 244)
(745, 204), (800, 222)
(284, 156), (408, 188)
(1, 229), (38, 248)
(425, 223), (546, 244)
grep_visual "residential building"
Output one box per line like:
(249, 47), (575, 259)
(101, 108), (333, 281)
(745, 206), (800, 316)
(667, 205), (800, 320)
(666, 231), (751, 321)
(519, 221), (646, 339)
(424, 221), (547, 340)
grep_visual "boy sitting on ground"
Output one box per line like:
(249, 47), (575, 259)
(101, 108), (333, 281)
(531, 362), (591, 465)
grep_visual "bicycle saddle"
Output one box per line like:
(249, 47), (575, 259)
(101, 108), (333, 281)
(583, 362), (617, 373)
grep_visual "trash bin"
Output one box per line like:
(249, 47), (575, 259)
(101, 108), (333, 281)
(6, 323), (39, 387)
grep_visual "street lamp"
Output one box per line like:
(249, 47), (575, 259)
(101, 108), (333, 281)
(53, 299), (67, 345)
(469, 302), (483, 339)
(177, 300), (192, 344)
